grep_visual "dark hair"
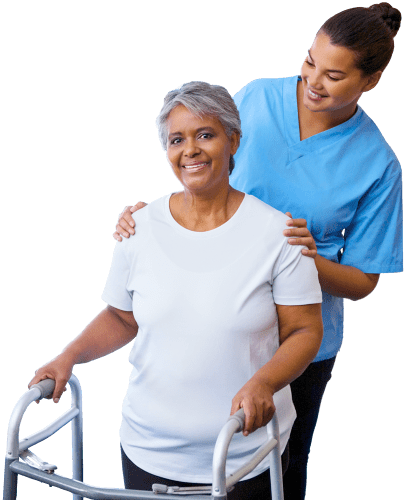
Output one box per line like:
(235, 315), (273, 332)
(319, 3), (401, 75)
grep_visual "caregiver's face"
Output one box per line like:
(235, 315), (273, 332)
(166, 105), (239, 194)
(300, 31), (373, 115)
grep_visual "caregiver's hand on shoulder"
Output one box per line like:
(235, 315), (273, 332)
(113, 202), (147, 241)
(28, 355), (74, 404)
(230, 378), (275, 437)
(284, 212), (317, 258)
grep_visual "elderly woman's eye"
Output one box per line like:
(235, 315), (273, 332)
(200, 133), (213, 139)
(170, 137), (182, 145)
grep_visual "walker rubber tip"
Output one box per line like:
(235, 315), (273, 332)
(152, 483), (168, 493)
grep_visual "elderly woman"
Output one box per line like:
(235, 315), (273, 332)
(29, 82), (323, 500)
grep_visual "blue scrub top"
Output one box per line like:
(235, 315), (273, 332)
(230, 76), (403, 362)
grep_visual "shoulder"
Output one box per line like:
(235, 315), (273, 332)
(118, 195), (169, 251)
(234, 76), (296, 106)
(131, 195), (167, 225)
(244, 194), (290, 229)
(356, 108), (402, 182)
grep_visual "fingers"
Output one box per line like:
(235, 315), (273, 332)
(52, 377), (69, 403)
(28, 359), (72, 403)
(231, 395), (275, 436)
(285, 212), (292, 219)
(301, 248), (317, 258)
(131, 201), (147, 212)
(283, 227), (311, 238)
(285, 218), (307, 228)
(113, 231), (123, 242)
(114, 202), (147, 240)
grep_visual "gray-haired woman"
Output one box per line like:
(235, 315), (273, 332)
(29, 81), (323, 499)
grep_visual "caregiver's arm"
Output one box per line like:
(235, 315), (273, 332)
(283, 216), (379, 301)
(29, 306), (138, 403)
(231, 303), (323, 436)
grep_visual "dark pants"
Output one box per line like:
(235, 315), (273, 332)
(121, 443), (289, 500)
(282, 356), (336, 500)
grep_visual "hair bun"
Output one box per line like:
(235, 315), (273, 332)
(369, 2), (401, 37)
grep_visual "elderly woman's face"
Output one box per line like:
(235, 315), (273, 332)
(166, 105), (239, 194)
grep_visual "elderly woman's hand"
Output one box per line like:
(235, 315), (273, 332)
(29, 354), (74, 403)
(230, 377), (275, 437)
(114, 202), (147, 242)
(283, 212), (317, 258)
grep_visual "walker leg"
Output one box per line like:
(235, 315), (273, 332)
(3, 458), (18, 500)
(70, 377), (83, 500)
(267, 417), (284, 500)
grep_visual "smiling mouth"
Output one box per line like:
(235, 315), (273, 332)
(308, 88), (327, 100)
(182, 162), (209, 171)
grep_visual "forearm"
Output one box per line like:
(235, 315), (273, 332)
(252, 323), (322, 395)
(314, 254), (379, 300)
(62, 306), (137, 365)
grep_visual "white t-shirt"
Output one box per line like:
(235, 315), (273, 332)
(102, 193), (322, 483)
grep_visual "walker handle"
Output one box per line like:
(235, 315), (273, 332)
(29, 379), (56, 400)
(228, 408), (246, 432)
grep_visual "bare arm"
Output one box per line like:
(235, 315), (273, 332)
(231, 302), (323, 435)
(283, 215), (379, 301)
(29, 305), (138, 402)
(313, 254), (379, 300)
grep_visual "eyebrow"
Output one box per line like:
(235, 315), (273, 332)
(168, 126), (216, 139)
(307, 50), (347, 75)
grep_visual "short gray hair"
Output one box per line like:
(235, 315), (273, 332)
(156, 81), (242, 174)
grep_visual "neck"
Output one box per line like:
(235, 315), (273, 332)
(170, 184), (244, 232)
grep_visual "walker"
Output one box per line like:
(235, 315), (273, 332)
(3, 375), (284, 499)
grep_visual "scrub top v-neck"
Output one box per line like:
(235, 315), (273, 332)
(230, 75), (403, 362)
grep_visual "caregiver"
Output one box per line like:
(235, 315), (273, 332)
(113, 3), (403, 499)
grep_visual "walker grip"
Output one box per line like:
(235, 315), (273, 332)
(30, 379), (56, 400)
(228, 408), (245, 432)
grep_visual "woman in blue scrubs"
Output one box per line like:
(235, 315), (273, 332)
(113, 3), (403, 499)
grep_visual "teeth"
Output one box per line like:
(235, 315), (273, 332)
(309, 89), (324, 98)
(184, 163), (207, 169)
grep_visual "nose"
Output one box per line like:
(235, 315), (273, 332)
(306, 68), (324, 90)
(183, 138), (201, 157)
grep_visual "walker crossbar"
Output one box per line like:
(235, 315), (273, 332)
(3, 376), (284, 500)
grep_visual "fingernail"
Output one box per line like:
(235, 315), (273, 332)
(286, 220), (293, 226)
(54, 398), (59, 403)
(283, 230), (291, 236)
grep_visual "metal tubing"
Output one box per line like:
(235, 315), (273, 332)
(10, 461), (209, 500)
(69, 375), (83, 500)
(5, 388), (42, 460)
(266, 414), (284, 500)
(19, 407), (80, 452)
(211, 418), (241, 499)
(3, 458), (18, 500)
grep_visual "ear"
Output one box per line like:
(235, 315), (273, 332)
(230, 131), (241, 155)
(363, 71), (382, 93)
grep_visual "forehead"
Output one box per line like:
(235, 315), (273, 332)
(166, 105), (224, 134)
(310, 32), (358, 72)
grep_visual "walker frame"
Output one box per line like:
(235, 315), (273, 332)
(3, 375), (284, 499)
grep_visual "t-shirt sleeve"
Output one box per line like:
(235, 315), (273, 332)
(101, 242), (133, 311)
(340, 169), (403, 273)
(272, 242), (322, 305)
